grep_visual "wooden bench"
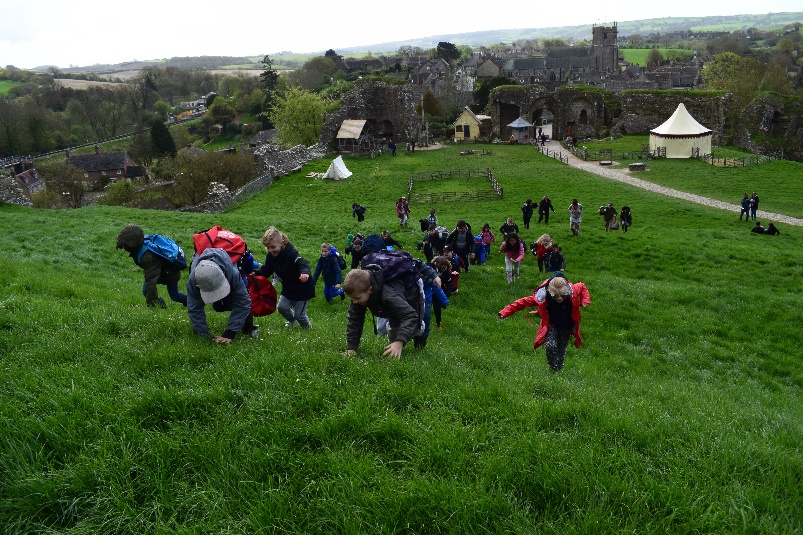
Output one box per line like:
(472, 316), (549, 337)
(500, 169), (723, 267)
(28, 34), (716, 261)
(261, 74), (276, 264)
(629, 162), (647, 172)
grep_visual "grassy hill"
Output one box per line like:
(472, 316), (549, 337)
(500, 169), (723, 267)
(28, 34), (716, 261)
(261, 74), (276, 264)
(1, 145), (801, 532)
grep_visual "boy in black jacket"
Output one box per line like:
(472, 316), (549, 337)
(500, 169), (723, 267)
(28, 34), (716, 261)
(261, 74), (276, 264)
(342, 267), (425, 360)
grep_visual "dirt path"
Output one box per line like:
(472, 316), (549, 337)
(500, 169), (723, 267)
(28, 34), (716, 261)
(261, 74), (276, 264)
(541, 140), (803, 227)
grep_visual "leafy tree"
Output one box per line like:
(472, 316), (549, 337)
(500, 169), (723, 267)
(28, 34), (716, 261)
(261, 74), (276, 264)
(260, 54), (280, 128)
(415, 90), (445, 117)
(164, 151), (256, 207)
(269, 86), (325, 147)
(324, 49), (343, 64)
(473, 76), (516, 113)
(760, 61), (792, 94)
(541, 38), (568, 50)
(150, 119), (176, 157)
(288, 56), (336, 91)
(37, 160), (86, 208)
(436, 42), (461, 63)
(206, 98), (236, 129)
(646, 49), (665, 67)
(97, 180), (136, 206)
(707, 36), (749, 56)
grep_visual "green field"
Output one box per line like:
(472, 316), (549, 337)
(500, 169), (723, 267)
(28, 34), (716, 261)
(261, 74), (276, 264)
(0, 80), (21, 95)
(619, 49), (693, 66)
(1, 144), (801, 533)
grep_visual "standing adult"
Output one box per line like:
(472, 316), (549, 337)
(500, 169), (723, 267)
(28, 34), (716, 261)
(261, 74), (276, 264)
(538, 195), (555, 224)
(600, 202), (617, 232)
(568, 199), (583, 237)
(521, 199), (535, 229)
(750, 191), (759, 221)
(739, 193), (751, 221)
(396, 196), (410, 227)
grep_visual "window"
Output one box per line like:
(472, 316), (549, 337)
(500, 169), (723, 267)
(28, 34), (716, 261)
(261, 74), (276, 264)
(117, 169), (122, 175)
(101, 171), (107, 176)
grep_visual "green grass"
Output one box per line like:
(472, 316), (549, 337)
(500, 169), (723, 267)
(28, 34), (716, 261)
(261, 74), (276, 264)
(0, 80), (21, 95)
(619, 49), (691, 66)
(1, 144), (802, 533)
(576, 136), (803, 218)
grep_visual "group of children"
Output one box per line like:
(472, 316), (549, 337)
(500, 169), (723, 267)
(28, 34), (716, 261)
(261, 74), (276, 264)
(118, 204), (592, 370)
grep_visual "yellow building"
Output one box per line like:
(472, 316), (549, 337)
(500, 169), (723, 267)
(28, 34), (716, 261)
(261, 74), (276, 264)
(453, 107), (492, 141)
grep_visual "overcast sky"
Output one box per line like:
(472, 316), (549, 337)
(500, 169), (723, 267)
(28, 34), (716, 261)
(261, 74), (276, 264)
(2, 0), (801, 69)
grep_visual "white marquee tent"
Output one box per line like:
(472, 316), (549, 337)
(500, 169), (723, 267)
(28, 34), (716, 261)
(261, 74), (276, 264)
(322, 155), (352, 180)
(649, 103), (712, 158)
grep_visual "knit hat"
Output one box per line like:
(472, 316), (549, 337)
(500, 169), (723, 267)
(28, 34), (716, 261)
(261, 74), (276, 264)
(195, 260), (229, 304)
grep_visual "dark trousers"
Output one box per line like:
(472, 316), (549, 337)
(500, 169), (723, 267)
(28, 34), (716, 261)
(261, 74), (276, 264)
(538, 210), (550, 224)
(212, 293), (254, 333)
(545, 324), (571, 371)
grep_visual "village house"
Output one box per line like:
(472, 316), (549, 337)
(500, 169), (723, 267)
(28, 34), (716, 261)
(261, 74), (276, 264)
(452, 106), (492, 141)
(15, 168), (44, 194)
(67, 148), (136, 189)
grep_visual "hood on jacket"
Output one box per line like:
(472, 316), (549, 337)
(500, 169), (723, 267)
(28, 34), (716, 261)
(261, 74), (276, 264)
(116, 224), (144, 252)
(362, 233), (386, 254)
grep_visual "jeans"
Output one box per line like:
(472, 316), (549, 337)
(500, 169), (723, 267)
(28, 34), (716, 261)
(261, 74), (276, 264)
(278, 296), (312, 327)
(142, 282), (187, 306)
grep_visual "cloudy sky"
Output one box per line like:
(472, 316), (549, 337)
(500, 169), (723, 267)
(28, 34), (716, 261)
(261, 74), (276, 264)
(2, 0), (801, 69)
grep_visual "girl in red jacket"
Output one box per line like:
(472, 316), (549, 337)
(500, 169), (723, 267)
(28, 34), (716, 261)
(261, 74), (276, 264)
(499, 232), (525, 284)
(498, 272), (591, 371)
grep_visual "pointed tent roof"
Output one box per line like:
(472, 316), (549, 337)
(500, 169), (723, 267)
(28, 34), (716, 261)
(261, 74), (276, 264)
(650, 103), (711, 138)
(322, 155), (352, 180)
(507, 117), (534, 128)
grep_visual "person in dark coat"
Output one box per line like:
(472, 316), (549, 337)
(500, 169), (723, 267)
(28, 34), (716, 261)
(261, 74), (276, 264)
(765, 223), (780, 235)
(447, 220), (474, 272)
(499, 217), (519, 238)
(255, 226), (316, 328)
(116, 223), (186, 308)
(538, 195), (555, 224)
(186, 247), (256, 343)
(751, 222), (765, 234)
(344, 237), (366, 269)
(521, 199), (535, 229)
(342, 266), (425, 360)
(739, 193), (751, 221)
(750, 192), (759, 221)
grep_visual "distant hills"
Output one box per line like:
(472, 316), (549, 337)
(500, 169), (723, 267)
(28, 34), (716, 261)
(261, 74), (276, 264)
(327, 11), (803, 54)
(48, 11), (803, 73)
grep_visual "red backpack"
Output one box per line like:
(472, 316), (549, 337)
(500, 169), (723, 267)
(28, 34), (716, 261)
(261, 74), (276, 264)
(246, 273), (277, 316)
(193, 226), (275, 316)
(193, 226), (248, 267)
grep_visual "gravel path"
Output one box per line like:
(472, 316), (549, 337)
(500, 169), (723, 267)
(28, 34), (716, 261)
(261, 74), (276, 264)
(543, 141), (803, 227)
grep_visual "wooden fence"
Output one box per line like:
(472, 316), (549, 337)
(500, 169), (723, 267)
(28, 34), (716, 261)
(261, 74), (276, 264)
(408, 168), (503, 204)
(696, 154), (778, 167)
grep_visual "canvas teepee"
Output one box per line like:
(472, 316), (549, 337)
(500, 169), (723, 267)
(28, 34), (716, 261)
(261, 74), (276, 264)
(322, 155), (352, 180)
(649, 103), (712, 158)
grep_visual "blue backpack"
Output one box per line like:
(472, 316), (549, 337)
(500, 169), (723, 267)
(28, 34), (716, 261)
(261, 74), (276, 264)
(136, 234), (188, 270)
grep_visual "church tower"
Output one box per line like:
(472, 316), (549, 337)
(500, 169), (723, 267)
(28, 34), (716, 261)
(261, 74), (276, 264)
(592, 23), (619, 74)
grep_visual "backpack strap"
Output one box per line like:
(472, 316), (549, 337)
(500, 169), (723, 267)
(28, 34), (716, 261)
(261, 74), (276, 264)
(135, 244), (149, 266)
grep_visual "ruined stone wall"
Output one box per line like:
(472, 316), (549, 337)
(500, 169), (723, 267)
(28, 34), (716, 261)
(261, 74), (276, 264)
(487, 85), (551, 138)
(319, 81), (421, 149)
(734, 94), (803, 161)
(612, 91), (729, 144)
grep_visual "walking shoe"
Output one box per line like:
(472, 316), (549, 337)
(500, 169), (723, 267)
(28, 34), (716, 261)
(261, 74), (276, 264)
(284, 321), (297, 328)
(247, 328), (259, 338)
